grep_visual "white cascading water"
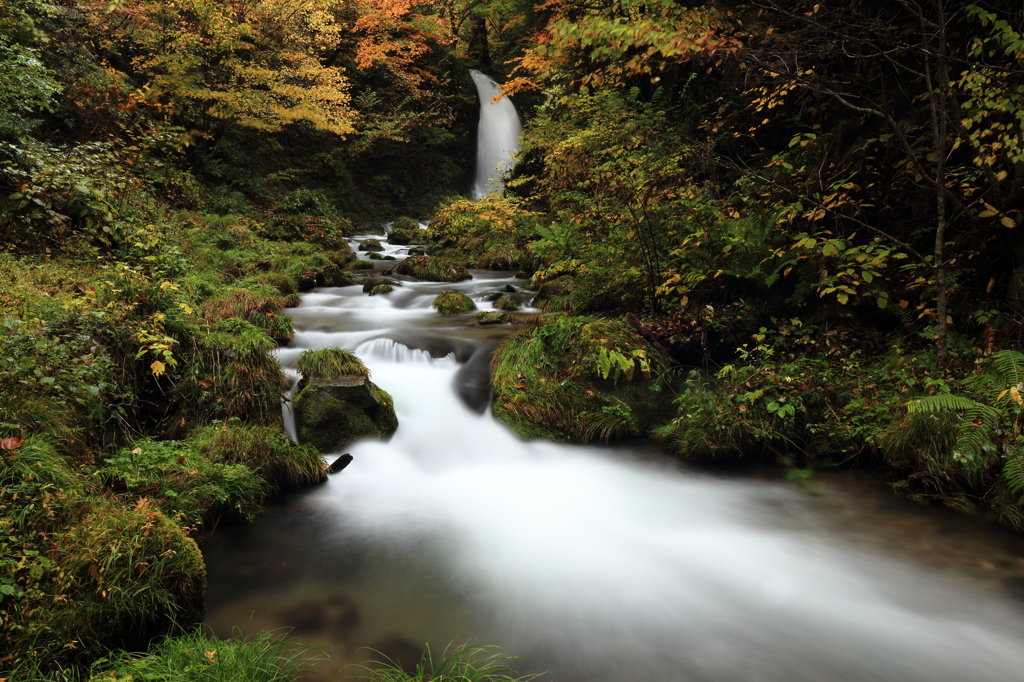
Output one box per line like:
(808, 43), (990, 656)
(470, 70), (522, 199)
(204, 256), (1024, 682)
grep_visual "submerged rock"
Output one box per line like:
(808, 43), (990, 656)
(293, 375), (398, 452)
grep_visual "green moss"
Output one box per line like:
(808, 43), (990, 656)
(392, 216), (419, 232)
(358, 238), (384, 252)
(395, 256), (471, 282)
(350, 259), (376, 270)
(387, 217), (421, 245)
(491, 316), (667, 443)
(361, 276), (402, 293)
(494, 294), (521, 311)
(193, 423), (327, 490)
(100, 438), (269, 527)
(476, 311), (511, 325)
(370, 283), (394, 295)
(292, 378), (398, 452)
(433, 290), (476, 315)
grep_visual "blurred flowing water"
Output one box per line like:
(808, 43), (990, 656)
(203, 233), (1024, 682)
(470, 70), (521, 199)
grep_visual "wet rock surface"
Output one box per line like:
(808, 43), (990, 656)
(293, 375), (398, 452)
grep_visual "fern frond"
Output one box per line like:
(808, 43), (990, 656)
(906, 394), (981, 414)
(990, 349), (1024, 386)
(1003, 454), (1024, 499)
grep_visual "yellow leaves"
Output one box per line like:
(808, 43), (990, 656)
(150, 360), (166, 376)
(1002, 216), (1016, 228)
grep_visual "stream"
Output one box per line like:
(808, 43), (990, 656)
(201, 230), (1024, 682)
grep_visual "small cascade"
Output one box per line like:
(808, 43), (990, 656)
(281, 368), (301, 442)
(470, 70), (522, 199)
(356, 338), (455, 365)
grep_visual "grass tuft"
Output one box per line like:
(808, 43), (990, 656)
(296, 348), (370, 379)
(359, 640), (541, 682)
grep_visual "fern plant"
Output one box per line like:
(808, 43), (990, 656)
(906, 349), (1024, 494)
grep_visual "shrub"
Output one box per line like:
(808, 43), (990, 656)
(427, 196), (540, 271)
(432, 290), (476, 315)
(492, 316), (668, 442)
(394, 256), (471, 282)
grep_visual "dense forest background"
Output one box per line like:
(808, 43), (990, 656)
(3, 0), (1024, 677)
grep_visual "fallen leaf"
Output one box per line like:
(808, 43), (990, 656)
(0, 436), (24, 451)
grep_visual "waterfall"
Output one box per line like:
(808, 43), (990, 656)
(470, 70), (522, 199)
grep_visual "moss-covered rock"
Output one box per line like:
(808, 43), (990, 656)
(491, 316), (669, 443)
(388, 217), (421, 245)
(394, 256), (471, 282)
(361, 277), (402, 293)
(433, 290), (476, 315)
(370, 284), (394, 295)
(349, 260), (376, 270)
(494, 294), (521, 311)
(476, 311), (511, 325)
(293, 375), (399, 452)
(358, 238), (384, 252)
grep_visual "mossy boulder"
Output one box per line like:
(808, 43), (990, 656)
(433, 290), (476, 315)
(350, 260), (375, 270)
(369, 284), (394, 295)
(387, 217), (421, 245)
(293, 375), (399, 452)
(358, 238), (384, 252)
(494, 294), (520, 311)
(394, 256), (471, 282)
(476, 311), (511, 325)
(361, 277), (402, 293)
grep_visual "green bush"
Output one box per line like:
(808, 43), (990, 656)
(427, 196), (540, 271)
(492, 316), (668, 443)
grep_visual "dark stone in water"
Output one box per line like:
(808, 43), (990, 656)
(276, 594), (359, 633)
(1003, 576), (1024, 602)
(370, 636), (422, 673)
(455, 342), (496, 413)
(502, 284), (517, 293)
(330, 453), (353, 473)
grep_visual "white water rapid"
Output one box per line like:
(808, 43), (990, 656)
(470, 70), (522, 199)
(203, 236), (1024, 682)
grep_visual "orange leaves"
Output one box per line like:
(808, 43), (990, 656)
(353, 0), (453, 95)
(0, 436), (24, 451)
